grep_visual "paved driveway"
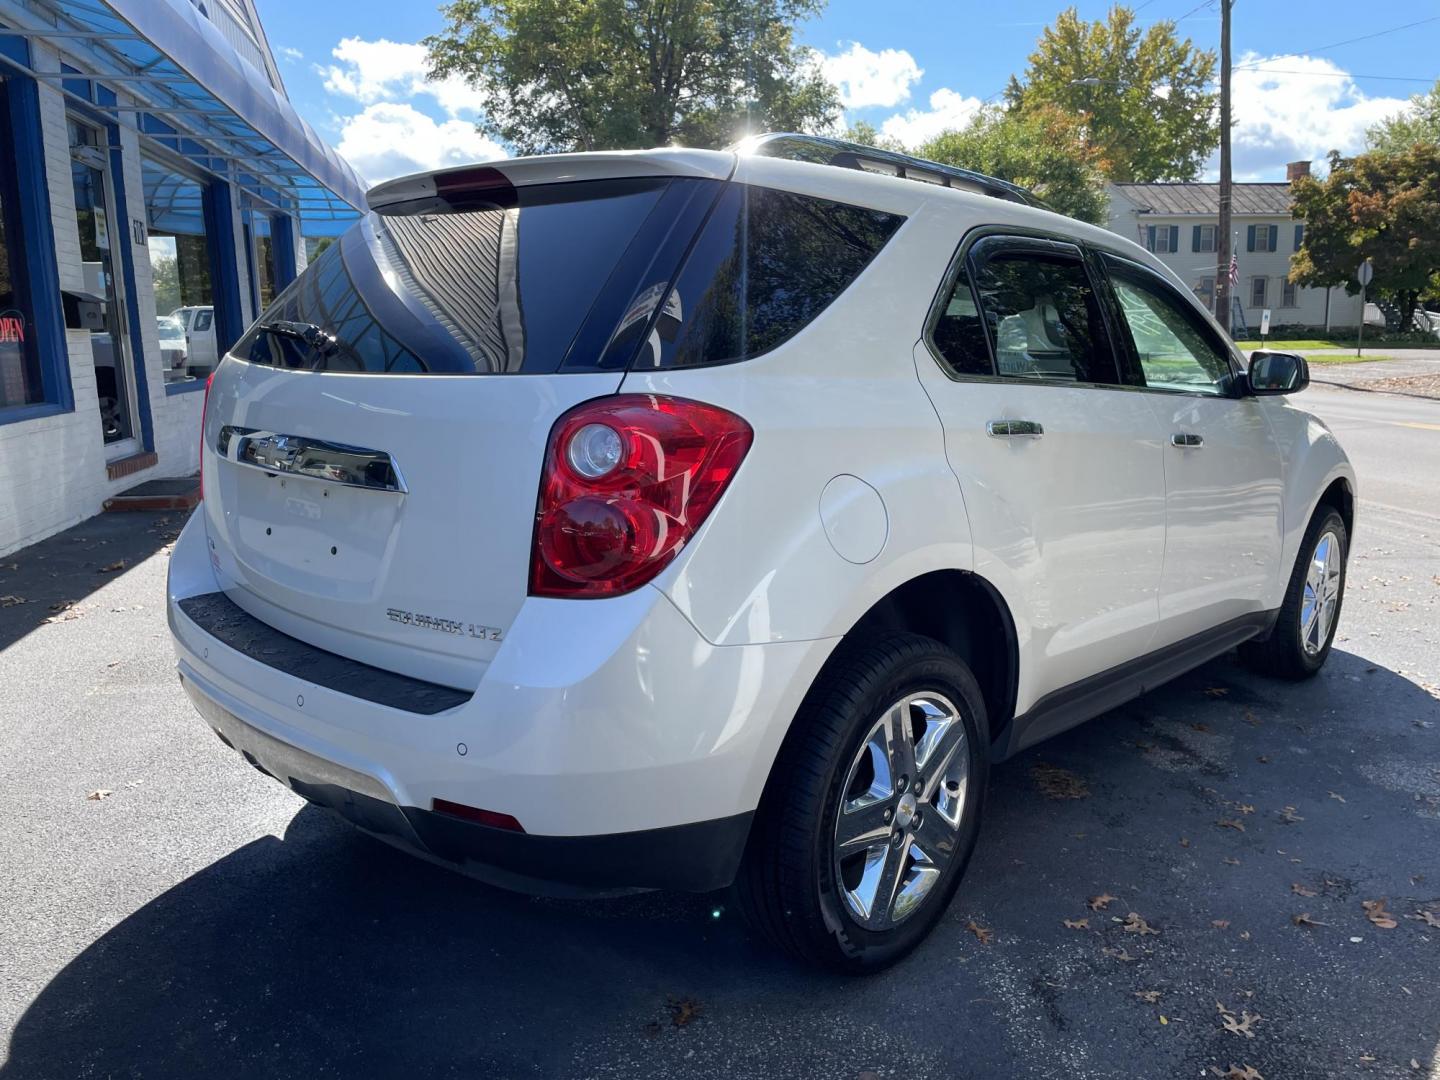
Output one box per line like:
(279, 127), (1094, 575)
(1, 386), (1437, 1079)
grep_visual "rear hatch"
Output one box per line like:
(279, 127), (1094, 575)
(200, 152), (733, 689)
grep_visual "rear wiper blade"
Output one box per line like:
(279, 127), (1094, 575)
(257, 320), (340, 354)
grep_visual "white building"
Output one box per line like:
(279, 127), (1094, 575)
(1106, 163), (1362, 337)
(0, 0), (364, 556)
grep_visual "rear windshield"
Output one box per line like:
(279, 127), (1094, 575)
(235, 178), (903, 375)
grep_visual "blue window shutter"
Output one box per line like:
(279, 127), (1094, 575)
(1246, 225), (1256, 252)
(1169, 225), (1179, 252)
(1294, 223), (1304, 250)
(1192, 225), (1202, 252)
(1269, 224), (1278, 251)
(1146, 225), (1156, 251)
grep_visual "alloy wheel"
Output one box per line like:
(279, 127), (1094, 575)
(832, 692), (970, 931)
(1300, 528), (1343, 656)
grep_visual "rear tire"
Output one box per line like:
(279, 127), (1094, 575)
(1239, 507), (1347, 679)
(735, 632), (989, 972)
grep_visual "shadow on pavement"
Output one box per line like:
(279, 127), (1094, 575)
(5, 649), (1439, 1078)
(0, 510), (185, 653)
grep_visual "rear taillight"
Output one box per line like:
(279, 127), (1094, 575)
(529, 395), (753, 598)
(198, 371), (214, 501)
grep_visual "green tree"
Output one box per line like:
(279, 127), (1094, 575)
(425, 0), (838, 154)
(150, 255), (181, 316)
(1005, 5), (1217, 182)
(918, 105), (1108, 224)
(1291, 145), (1440, 329)
(1367, 79), (1440, 155)
(840, 119), (906, 154)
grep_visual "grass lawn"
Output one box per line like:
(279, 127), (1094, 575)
(1238, 338), (1428, 351)
(1304, 353), (1395, 364)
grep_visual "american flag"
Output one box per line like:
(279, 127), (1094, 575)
(1228, 253), (1239, 288)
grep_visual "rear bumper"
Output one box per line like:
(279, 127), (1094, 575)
(167, 512), (833, 893)
(182, 675), (751, 894)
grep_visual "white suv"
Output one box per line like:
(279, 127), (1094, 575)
(168, 135), (1354, 971)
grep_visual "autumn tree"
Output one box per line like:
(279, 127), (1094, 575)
(1291, 145), (1440, 329)
(918, 106), (1108, 224)
(425, 0), (838, 154)
(1367, 79), (1440, 155)
(1005, 5), (1217, 182)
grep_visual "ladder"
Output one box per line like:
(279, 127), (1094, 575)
(1230, 295), (1249, 338)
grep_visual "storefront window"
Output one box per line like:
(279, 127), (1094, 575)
(0, 79), (41, 410)
(243, 204), (278, 315)
(143, 157), (217, 383)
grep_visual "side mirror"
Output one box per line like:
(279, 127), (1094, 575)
(1245, 350), (1309, 395)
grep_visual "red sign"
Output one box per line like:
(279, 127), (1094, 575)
(0, 310), (24, 345)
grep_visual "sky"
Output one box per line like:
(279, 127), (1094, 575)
(253, 0), (1440, 187)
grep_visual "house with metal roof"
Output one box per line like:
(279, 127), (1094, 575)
(0, 0), (365, 555)
(1105, 162), (1363, 336)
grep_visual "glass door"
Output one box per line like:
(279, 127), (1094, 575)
(69, 118), (136, 452)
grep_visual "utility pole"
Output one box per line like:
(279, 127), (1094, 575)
(1215, 0), (1233, 333)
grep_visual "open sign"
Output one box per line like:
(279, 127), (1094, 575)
(0, 310), (26, 345)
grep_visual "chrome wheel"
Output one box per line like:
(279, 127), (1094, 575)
(1300, 528), (1343, 656)
(832, 692), (970, 931)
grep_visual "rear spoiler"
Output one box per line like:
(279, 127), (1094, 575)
(365, 149), (736, 214)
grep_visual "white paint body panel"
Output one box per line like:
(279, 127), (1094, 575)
(170, 145), (1355, 850)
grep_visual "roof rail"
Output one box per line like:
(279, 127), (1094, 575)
(732, 133), (1048, 210)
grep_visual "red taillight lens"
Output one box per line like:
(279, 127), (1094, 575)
(530, 394), (753, 598)
(198, 371), (214, 501)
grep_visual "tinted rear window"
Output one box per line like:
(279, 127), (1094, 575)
(235, 178), (902, 375)
(642, 186), (904, 369)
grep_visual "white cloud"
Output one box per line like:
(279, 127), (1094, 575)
(814, 42), (922, 109)
(278, 46), (303, 63)
(336, 103), (507, 186)
(880, 88), (984, 149)
(319, 37), (488, 119)
(317, 37), (507, 187)
(1215, 53), (1409, 180)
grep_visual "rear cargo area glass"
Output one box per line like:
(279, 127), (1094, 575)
(234, 178), (903, 375)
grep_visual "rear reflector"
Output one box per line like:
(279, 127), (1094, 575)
(432, 798), (525, 832)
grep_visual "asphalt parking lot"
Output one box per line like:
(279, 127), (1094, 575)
(1, 382), (1437, 1079)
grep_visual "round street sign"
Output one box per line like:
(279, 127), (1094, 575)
(1357, 260), (1374, 287)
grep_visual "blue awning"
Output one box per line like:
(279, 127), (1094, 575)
(1, 0), (365, 235)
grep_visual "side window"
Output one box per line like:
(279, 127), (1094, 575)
(193, 309), (213, 332)
(930, 265), (993, 376)
(970, 249), (1118, 384)
(651, 185), (904, 369)
(1103, 257), (1233, 396)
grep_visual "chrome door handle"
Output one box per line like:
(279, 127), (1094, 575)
(987, 419), (1044, 438)
(1170, 433), (1204, 448)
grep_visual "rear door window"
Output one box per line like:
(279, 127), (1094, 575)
(965, 240), (1119, 385)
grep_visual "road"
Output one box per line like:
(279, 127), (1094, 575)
(1, 382), (1437, 1080)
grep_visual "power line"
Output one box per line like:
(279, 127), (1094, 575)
(1237, 68), (1434, 83)
(1245, 14), (1440, 62)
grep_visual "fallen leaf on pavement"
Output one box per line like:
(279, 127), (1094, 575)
(1328, 792), (1346, 803)
(1217, 819), (1246, 832)
(666, 997), (702, 1027)
(1233, 803), (1255, 815)
(1362, 899), (1397, 929)
(966, 920), (993, 945)
(1063, 918), (1089, 930)
(1277, 806), (1304, 824)
(0, 595), (26, 607)
(1211, 919), (1231, 929)
(1218, 1005), (1262, 1038)
(1192, 722), (1212, 733)
(1243, 709), (1260, 726)
(1409, 909), (1440, 929)
(1203, 687), (1229, 698)
(1032, 762), (1089, 800)
(1209, 1067), (1263, 1080)
(99, 560), (126, 573)
(1122, 912), (1160, 936)
(1134, 990), (1162, 1003)
(1292, 913), (1325, 928)
(1224, 857), (1241, 866)
(86, 789), (112, 801)
(1291, 883), (1317, 897)
(1239, 931), (1251, 940)
(1256, 756), (1269, 764)
(1089, 893), (1117, 911)
(1102, 946), (1139, 962)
